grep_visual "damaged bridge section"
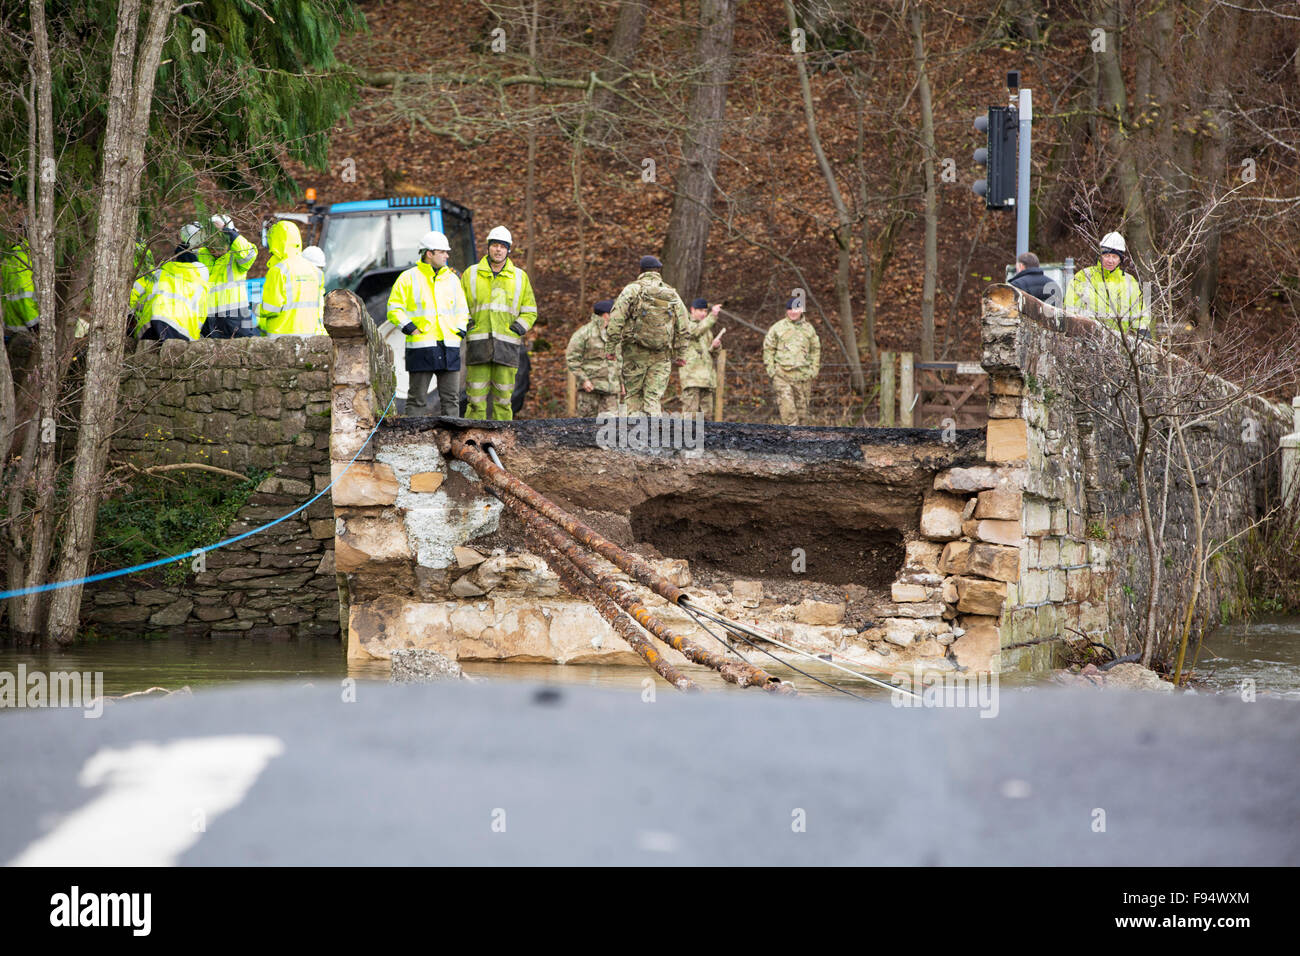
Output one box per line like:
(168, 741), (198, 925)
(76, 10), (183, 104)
(324, 283), (1292, 680)
(323, 290), (1004, 677)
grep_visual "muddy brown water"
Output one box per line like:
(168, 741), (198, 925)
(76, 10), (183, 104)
(0, 617), (1296, 702)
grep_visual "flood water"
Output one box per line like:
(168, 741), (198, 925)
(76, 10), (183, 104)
(0, 616), (1297, 703)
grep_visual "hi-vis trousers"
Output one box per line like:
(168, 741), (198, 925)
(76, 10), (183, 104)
(464, 363), (517, 420)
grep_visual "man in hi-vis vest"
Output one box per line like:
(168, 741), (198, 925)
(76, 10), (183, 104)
(460, 225), (537, 420)
(387, 230), (469, 415)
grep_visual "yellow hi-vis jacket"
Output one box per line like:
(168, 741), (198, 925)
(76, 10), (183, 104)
(131, 260), (208, 340)
(460, 255), (537, 368)
(258, 220), (323, 335)
(197, 234), (257, 329)
(1066, 263), (1149, 332)
(1, 240), (39, 332)
(387, 260), (469, 372)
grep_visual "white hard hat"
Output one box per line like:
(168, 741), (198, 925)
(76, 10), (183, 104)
(1100, 231), (1127, 255)
(419, 230), (451, 253)
(180, 222), (203, 249)
(486, 225), (513, 247)
(302, 245), (326, 269)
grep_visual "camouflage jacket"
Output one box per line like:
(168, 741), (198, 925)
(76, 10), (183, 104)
(678, 313), (718, 389)
(763, 317), (820, 381)
(565, 314), (621, 392)
(606, 271), (689, 363)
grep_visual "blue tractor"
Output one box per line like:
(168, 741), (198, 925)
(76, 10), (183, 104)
(259, 192), (529, 415)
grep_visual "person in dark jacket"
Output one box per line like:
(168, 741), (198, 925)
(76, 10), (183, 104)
(1008, 252), (1059, 305)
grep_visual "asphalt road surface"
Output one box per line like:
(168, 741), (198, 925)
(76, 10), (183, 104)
(2, 680), (1297, 865)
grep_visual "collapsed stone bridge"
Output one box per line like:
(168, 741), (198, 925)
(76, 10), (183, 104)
(325, 285), (1294, 679)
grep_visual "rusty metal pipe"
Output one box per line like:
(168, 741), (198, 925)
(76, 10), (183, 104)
(450, 437), (792, 693)
(505, 490), (791, 693)
(522, 526), (696, 692)
(449, 437), (687, 604)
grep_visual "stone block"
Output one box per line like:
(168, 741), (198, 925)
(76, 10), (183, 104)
(309, 519), (335, 540)
(989, 372), (1024, 396)
(733, 580), (762, 608)
(87, 604), (151, 626)
(968, 543), (1021, 583)
(988, 394), (1022, 419)
(1048, 570), (1067, 603)
(951, 624), (1000, 671)
(955, 577), (1008, 615)
(964, 518), (1022, 547)
(933, 465), (1021, 493)
(891, 583), (928, 603)
(451, 575), (487, 598)
(795, 600), (845, 626)
(331, 461), (399, 506)
(1023, 499), (1051, 536)
(904, 539), (943, 573)
(454, 546), (487, 568)
(975, 488), (1021, 520)
(472, 553), (560, 596)
(1066, 568), (1091, 602)
(270, 605), (315, 625)
(149, 598), (194, 627)
(135, 589), (176, 607)
(334, 515), (413, 573)
(920, 491), (966, 541)
(1050, 505), (1069, 536)
(1038, 537), (1060, 568)
(253, 386), (282, 418)
(877, 602), (944, 619)
(986, 418), (1028, 462)
(941, 576), (959, 605)
(194, 605), (234, 622)
(939, 540), (972, 574)
(1019, 569), (1050, 604)
(410, 472), (446, 493)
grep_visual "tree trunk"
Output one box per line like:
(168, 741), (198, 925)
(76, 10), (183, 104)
(9, 0), (61, 640)
(590, 0), (648, 136)
(853, 102), (877, 364)
(661, 0), (734, 302)
(1094, 0), (1155, 266)
(782, 0), (866, 393)
(44, 0), (174, 644)
(523, 0), (539, 277)
(910, 3), (937, 362)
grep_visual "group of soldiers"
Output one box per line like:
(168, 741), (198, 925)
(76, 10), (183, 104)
(1, 215), (327, 347)
(565, 255), (823, 425)
(387, 239), (825, 426)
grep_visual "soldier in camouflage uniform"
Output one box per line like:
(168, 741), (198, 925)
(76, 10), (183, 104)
(566, 298), (621, 417)
(679, 297), (723, 418)
(763, 296), (820, 425)
(606, 255), (689, 416)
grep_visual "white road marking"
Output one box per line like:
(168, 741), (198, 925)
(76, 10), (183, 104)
(9, 735), (284, 867)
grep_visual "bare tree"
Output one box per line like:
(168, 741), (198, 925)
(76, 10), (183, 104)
(908, 1), (937, 362)
(660, 0), (735, 302)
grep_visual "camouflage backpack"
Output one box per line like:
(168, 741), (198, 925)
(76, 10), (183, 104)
(631, 276), (678, 350)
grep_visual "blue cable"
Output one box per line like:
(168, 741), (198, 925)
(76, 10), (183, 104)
(0, 393), (395, 600)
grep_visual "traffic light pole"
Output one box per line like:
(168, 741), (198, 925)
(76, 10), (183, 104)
(1017, 88), (1032, 258)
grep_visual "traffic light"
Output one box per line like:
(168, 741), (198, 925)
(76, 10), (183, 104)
(973, 106), (1018, 210)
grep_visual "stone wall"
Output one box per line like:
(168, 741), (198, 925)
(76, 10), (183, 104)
(82, 336), (340, 638)
(980, 285), (1291, 668)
